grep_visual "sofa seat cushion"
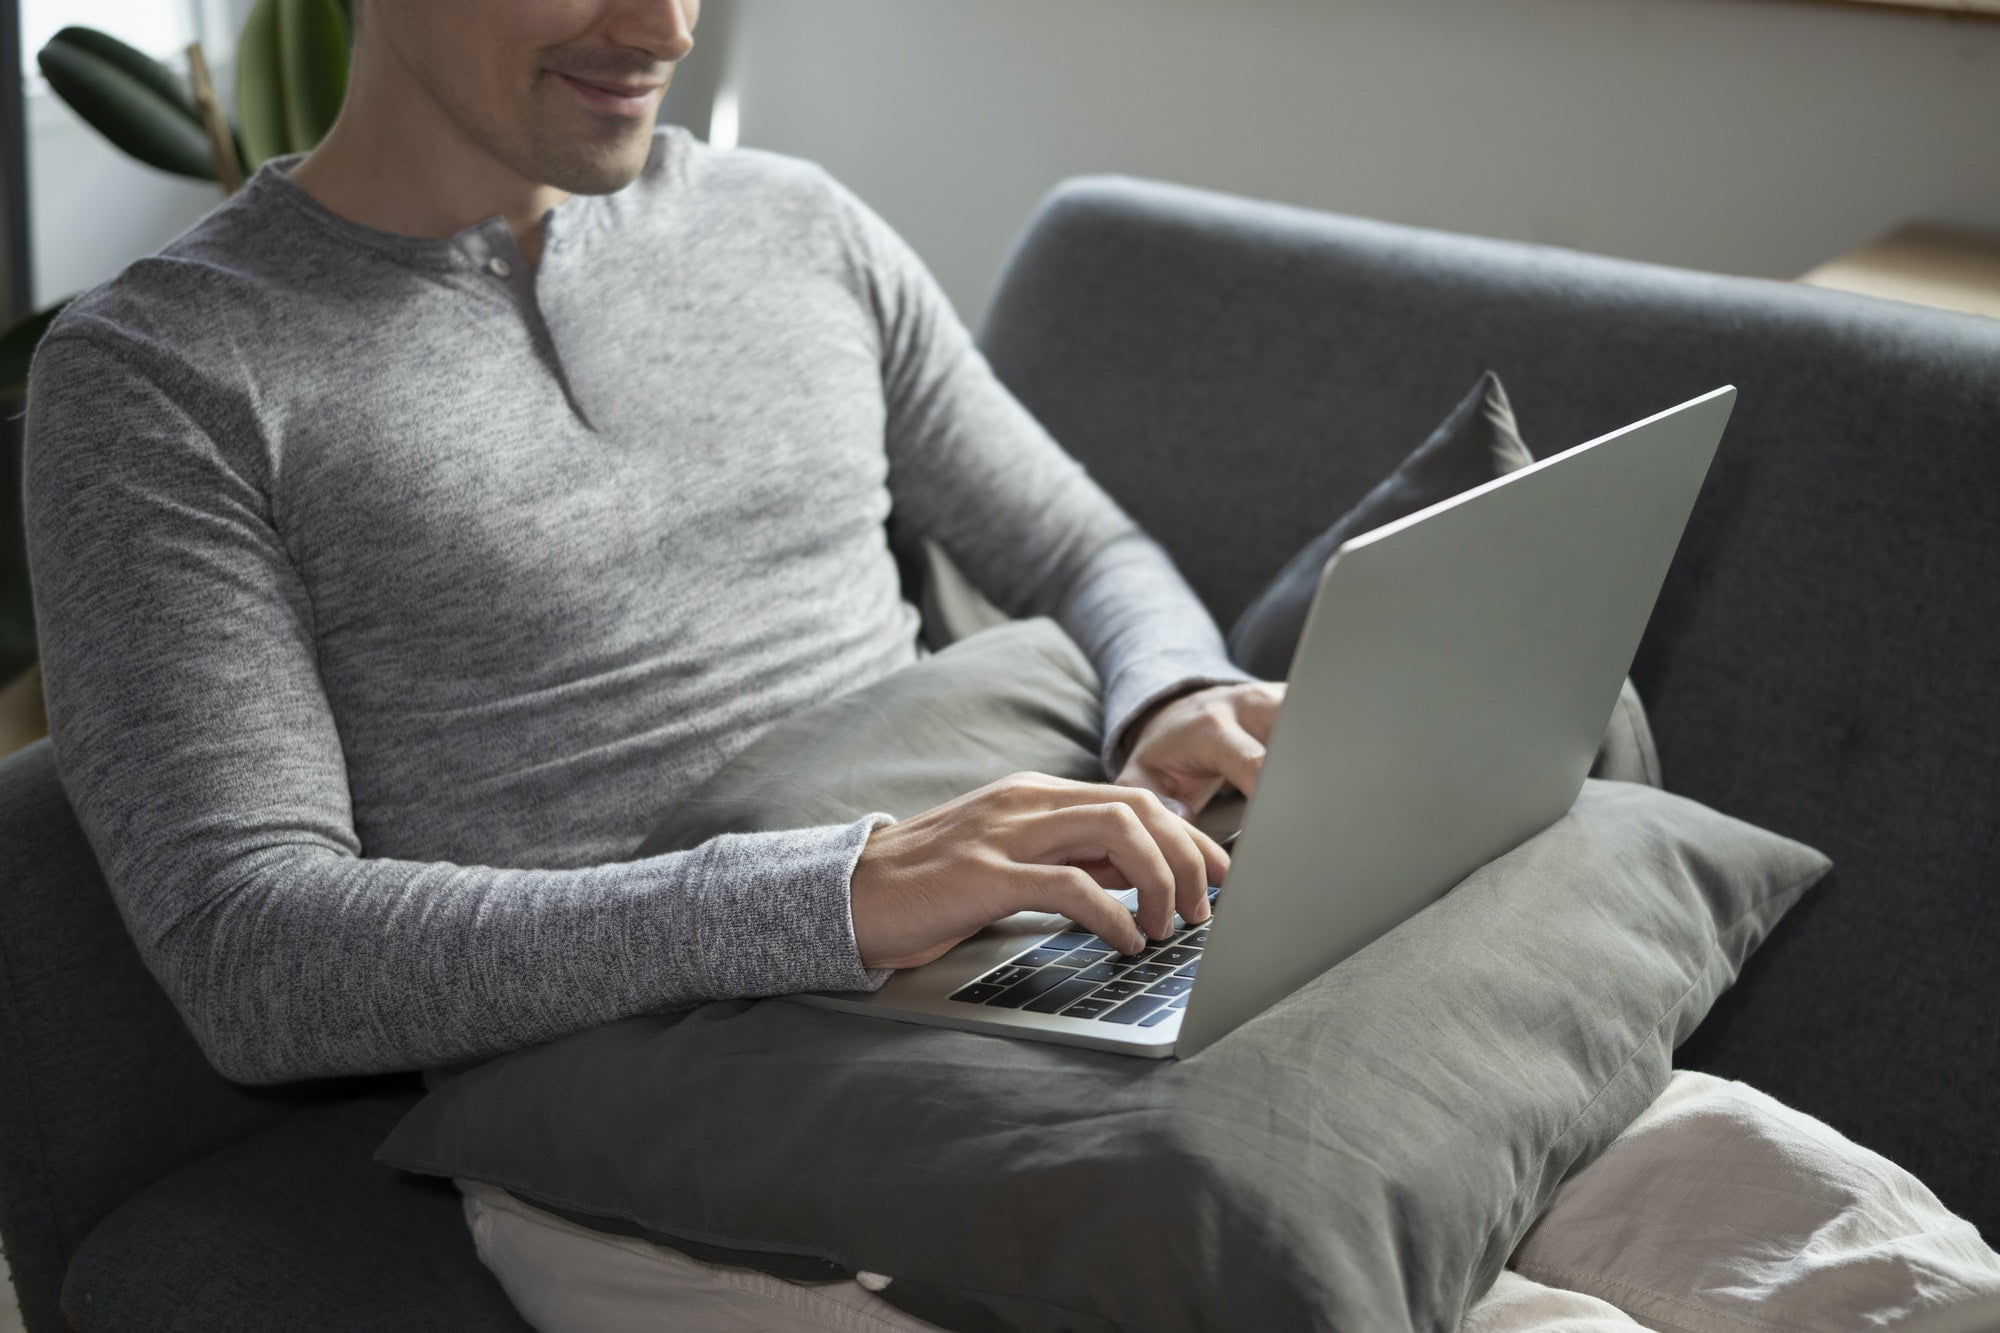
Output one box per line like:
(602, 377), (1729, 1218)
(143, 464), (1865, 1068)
(60, 1094), (529, 1332)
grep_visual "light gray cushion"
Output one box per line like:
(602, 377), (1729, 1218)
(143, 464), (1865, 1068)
(915, 536), (1014, 652)
(635, 618), (1102, 858)
(379, 621), (1829, 1333)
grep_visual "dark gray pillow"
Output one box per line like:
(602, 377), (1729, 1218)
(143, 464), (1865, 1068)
(1228, 370), (1532, 679)
(379, 620), (1829, 1333)
(1228, 370), (1660, 786)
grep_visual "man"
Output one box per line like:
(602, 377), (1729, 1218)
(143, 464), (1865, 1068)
(26, 0), (1274, 1210)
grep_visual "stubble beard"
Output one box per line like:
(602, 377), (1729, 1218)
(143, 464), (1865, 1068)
(519, 103), (661, 194)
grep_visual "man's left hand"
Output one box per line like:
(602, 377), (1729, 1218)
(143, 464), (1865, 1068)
(1114, 681), (1286, 817)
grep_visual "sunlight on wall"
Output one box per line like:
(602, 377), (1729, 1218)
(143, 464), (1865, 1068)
(20, 0), (203, 77)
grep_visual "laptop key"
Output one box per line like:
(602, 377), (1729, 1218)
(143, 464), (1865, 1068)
(1023, 976), (1105, 1014)
(981, 965), (1035, 989)
(1169, 995), (1189, 1009)
(1061, 996), (1116, 1019)
(1068, 949), (1113, 966)
(1124, 963), (1173, 984)
(949, 982), (1008, 1005)
(1093, 979), (1146, 1000)
(1145, 976), (1193, 997)
(986, 969), (1071, 1009)
(1017, 947), (1076, 969)
(1139, 1007), (1177, 1028)
(1074, 962), (1123, 984)
(1040, 932), (1099, 952)
(1155, 946), (1200, 967)
(1100, 994), (1170, 1025)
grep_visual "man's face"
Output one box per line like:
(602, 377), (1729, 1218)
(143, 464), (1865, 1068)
(374, 0), (700, 194)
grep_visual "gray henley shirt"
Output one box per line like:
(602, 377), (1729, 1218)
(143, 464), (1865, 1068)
(24, 127), (1249, 1085)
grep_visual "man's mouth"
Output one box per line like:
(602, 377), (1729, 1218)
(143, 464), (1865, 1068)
(553, 71), (665, 118)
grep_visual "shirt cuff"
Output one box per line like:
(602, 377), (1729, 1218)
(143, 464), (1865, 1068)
(688, 812), (896, 998)
(1100, 651), (1257, 777)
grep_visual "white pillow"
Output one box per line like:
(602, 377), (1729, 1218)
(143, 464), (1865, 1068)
(1509, 1072), (2000, 1333)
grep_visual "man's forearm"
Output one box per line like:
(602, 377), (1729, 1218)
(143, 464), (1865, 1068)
(148, 818), (890, 1085)
(1052, 530), (1255, 775)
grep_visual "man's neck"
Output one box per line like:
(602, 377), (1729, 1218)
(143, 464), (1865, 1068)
(288, 52), (567, 268)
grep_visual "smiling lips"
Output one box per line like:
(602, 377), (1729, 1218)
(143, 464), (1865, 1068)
(554, 71), (664, 117)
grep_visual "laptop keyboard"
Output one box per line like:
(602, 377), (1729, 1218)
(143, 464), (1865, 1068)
(947, 887), (1218, 1028)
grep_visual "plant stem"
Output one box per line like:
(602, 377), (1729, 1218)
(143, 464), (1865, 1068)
(185, 42), (243, 195)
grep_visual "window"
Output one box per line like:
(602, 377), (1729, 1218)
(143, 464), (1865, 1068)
(19, 0), (239, 85)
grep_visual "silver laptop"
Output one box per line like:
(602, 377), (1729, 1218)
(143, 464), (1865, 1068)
(795, 386), (1737, 1057)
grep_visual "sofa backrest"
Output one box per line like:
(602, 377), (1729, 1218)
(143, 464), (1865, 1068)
(979, 176), (2000, 1239)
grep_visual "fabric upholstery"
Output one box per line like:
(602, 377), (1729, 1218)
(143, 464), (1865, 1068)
(635, 618), (1102, 858)
(2, 173), (1994, 1329)
(0, 739), (287, 1331)
(978, 176), (2000, 1237)
(382, 779), (1828, 1333)
(1226, 369), (1532, 680)
(1218, 367), (1661, 786)
(60, 1094), (529, 1332)
(1508, 1071), (2000, 1330)
(0, 738), (518, 1332)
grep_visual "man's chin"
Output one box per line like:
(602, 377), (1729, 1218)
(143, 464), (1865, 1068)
(525, 123), (659, 196)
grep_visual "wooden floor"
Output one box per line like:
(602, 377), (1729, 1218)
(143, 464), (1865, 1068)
(1, 668), (41, 1328)
(0, 665), (44, 762)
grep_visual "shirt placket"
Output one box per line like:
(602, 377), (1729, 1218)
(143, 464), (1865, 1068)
(456, 217), (597, 432)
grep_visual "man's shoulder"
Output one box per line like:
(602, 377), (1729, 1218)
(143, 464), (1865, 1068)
(634, 125), (863, 235)
(42, 173), (311, 391)
(642, 123), (831, 192)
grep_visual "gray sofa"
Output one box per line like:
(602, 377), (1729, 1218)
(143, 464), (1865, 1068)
(3, 175), (1994, 1331)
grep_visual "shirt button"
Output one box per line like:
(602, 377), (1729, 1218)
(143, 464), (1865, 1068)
(486, 255), (512, 278)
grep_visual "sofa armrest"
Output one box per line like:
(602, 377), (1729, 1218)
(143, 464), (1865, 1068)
(0, 739), (292, 1331)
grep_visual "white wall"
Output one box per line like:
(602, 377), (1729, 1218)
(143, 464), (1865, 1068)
(29, 0), (2000, 320)
(19, 0), (729, 309)
(27, 91), (230, 306)
(22, 0), (252, 308)
(732, 0), (2000, 322)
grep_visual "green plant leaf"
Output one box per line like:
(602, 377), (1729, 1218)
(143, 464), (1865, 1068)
(0, 300), (75, 405)
(235, 0), (286, 170)
(51, 26), (203, 124)
(278, 0), (350, 153)
(38, 33), (215, 180)
(237, 0), (350, 168)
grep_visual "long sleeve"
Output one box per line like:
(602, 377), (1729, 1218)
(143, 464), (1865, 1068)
(24, 330), (886, 1085)
(824, 176), (1253, 770)
(1054, 534), (1256, 772)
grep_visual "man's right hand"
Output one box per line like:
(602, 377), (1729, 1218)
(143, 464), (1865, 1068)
(848, 772), (1231, 971)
